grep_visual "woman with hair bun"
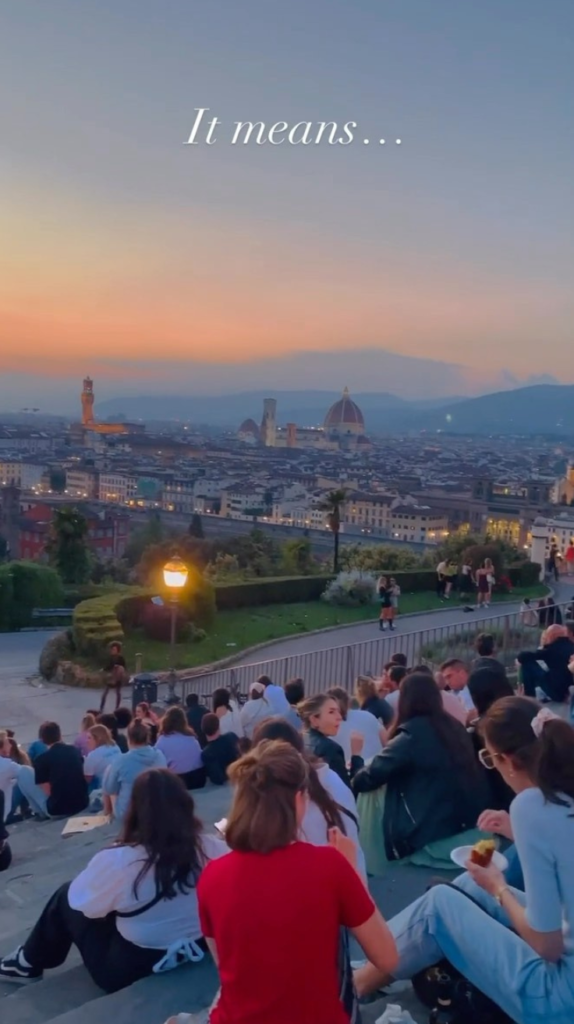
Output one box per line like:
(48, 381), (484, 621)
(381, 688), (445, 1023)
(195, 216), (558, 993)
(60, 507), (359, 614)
(355, 697), (574, 1024)
(197, 740), (397, 1024)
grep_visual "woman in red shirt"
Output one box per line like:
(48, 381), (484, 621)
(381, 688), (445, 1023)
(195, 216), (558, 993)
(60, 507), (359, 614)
(196, 740), (397, 1024)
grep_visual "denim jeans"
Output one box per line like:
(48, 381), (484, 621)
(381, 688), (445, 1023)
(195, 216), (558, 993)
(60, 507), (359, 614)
(520, 661), (569, 702)
(387, 873), (574, 1024)
(16, 765), (49, 818)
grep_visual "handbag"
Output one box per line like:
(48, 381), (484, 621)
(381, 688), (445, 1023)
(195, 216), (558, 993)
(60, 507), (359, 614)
(412, 883), (512, 1024)
(412, 959), (512, 1023)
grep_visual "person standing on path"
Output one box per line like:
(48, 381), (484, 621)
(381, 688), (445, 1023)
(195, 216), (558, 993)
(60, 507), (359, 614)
(565, 540), (574, 576)
(378, 577), (395, 631)
(100, 643), (129, 713)
(389, 578), (401, 628)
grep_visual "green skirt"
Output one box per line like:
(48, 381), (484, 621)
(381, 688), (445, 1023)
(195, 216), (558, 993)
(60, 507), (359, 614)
(357, 786), (490, 877)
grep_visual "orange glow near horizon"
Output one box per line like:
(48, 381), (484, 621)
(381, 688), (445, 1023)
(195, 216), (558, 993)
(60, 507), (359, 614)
(1, 182), (570, 385)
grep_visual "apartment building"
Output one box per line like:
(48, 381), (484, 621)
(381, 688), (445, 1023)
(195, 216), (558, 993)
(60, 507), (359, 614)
(388, 504), (449, 544)
(99, 471), (137, 504)
(343, 491), (393, 534)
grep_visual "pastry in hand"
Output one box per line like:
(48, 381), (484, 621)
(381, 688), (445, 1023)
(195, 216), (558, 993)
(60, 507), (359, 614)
(470, 838), (496, 867)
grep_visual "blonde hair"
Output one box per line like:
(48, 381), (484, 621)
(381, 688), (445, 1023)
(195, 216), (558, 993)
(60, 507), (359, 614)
(81, 714), (96, 732)
(355, 675), (377, 705)
(297, 693), (335, 730)
(226, 740), (308, 854)
(89, 725), (115, 748)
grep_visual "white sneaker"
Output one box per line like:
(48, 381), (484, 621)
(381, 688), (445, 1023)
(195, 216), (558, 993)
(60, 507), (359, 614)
(375, 1005), (420, 1024)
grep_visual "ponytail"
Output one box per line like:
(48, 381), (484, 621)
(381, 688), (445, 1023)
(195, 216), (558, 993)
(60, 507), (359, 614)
(482, 696), (574, 807)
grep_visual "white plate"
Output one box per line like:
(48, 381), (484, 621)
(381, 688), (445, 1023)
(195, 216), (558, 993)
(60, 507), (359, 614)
(450, 845), (508, 871)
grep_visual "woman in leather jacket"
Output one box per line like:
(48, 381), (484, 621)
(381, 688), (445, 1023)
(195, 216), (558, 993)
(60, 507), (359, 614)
(298, 694), (364, 788)
(352, 673), (487, 859)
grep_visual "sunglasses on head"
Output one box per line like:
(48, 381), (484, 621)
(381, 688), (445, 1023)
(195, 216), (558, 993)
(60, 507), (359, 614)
(478, 748), (503, 770)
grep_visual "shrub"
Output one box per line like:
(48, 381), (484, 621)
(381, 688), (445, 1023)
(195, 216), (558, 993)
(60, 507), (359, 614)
(141, 603), (192, 643)
(214, 575), (334, 610)
(39, 631), (74, 681)
(507, 562), (542, 588)
(0, 562), (65, 631)
(322, 571), (377, 607)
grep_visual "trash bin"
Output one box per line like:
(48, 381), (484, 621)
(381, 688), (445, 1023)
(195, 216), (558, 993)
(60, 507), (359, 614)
(132, 673), (158, 711)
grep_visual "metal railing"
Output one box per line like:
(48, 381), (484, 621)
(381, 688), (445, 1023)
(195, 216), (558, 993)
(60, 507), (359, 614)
(177, 600), (574, 701)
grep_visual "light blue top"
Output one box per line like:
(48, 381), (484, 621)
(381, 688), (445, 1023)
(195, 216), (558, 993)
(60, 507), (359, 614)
(84, 743), (122, 786)
(103, 745), (167, 822)
(264, 683), (290, 715)
(511, 786), (574, 967)
(283, 707), (303, 732)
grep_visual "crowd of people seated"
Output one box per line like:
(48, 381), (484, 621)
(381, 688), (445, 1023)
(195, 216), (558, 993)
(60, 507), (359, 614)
(1, 610), (574, 1024)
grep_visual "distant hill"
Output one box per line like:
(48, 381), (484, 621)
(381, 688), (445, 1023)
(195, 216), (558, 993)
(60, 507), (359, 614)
(414, 385), (574, 435)
(97, 389), (467, 429)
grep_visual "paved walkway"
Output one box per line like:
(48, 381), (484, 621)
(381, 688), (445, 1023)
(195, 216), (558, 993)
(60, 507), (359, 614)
(230, 580), (574, 668)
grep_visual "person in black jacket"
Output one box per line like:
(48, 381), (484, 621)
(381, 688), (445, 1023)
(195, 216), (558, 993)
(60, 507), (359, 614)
(517, 624), (574, 702)
(298, 694), (364, 788)
(200, 714), (240, 785)
(185, 693), (210, 748)
(352, 673), (488, 861)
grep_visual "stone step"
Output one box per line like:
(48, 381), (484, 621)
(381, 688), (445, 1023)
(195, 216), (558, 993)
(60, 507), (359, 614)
(40, 959), (220, 1024)
(0, 961), (97, 1022)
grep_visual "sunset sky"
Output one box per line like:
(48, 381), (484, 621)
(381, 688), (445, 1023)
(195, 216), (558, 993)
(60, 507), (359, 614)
(1, 0), (573, 409)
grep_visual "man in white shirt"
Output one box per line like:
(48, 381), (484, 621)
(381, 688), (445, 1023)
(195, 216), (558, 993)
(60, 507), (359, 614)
(257, 674), (291, 716)
(328, 687), (384, 762)
(440, 659), (476, 716)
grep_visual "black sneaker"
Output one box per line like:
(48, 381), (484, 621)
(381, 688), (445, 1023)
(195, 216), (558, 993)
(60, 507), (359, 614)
(0, 947), (43, 983)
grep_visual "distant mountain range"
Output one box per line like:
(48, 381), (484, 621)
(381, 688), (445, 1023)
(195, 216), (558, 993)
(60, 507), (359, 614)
(96, 384), (574, 436)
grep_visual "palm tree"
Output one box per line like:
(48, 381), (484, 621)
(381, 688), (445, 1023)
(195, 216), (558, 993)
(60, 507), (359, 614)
(319, 489), (348, 573)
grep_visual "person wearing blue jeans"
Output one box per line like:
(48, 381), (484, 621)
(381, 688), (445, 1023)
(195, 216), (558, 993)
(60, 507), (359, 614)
(354, 698), (574, 1024)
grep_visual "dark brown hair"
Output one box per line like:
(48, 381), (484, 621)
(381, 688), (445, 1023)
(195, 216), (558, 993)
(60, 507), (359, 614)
(475, 633), (495, 657)
(285, 678), (304, 706)
(467, 668), (513, 718)
(213, 688), (232, 712)
(159, 706), (193, 737)
(390, 653), (407, 667)
(120, 769), (204, 897)
(128, 720), (150, 746)
(389, 672), (481, 779)
(39, 722), (61, 745)
(202, 713), (220, 739)
(226, 740), (308, 853)
(389, 665), (407, 686)
(252, 719), (346, 833)
(482, 696), (574, 806)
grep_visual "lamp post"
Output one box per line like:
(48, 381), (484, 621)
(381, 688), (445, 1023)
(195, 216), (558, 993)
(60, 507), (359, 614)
(162, 555), (189, 685)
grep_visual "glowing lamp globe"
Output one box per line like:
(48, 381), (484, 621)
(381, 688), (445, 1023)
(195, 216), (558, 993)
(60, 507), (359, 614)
(163, 556), (188, 590)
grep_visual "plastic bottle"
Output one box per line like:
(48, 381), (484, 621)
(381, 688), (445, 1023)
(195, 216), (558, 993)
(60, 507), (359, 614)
(375, 1004), (419, 1024)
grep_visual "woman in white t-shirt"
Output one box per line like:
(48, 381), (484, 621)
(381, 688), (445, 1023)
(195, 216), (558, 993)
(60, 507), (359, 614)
(252, 718), (367, 877)
(0, 769), (228, 991)
(213, 687), (244, 739)
(239, 682), (272, 739)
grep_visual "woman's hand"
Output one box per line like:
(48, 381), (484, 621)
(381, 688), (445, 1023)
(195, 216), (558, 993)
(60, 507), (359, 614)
(466, 859), (506, 897)
(328, 827), (357, 868)
(350, 732), (365, 757)
(477, 809), (513, 840)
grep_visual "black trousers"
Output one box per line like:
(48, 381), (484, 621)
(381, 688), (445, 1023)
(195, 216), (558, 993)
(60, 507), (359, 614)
(521, 661), (569, 702)
(100, 683), (122, 712)
(0, 841), (12, 872)
(23, 882), (165, 993)
(178, 767), (207, 790)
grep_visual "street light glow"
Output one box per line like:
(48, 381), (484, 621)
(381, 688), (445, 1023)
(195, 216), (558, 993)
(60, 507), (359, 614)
(163, 555), (189, 590)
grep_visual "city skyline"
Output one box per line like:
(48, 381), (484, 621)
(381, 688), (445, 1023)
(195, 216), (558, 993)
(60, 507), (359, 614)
(1, 0), (573, 410)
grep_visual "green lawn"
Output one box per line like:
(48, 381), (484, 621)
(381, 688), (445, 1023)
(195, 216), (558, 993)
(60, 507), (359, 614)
(121, 585), (547, 673)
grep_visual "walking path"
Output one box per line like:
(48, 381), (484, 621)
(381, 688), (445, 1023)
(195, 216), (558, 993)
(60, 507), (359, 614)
(230, 580), (574, 668)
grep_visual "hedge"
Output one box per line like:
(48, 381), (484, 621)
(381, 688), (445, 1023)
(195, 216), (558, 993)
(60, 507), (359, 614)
(214, 575), (335, 610)
(0, 562), (65, 631)
(73, 575), (216, 658)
